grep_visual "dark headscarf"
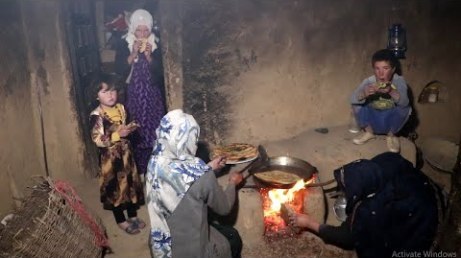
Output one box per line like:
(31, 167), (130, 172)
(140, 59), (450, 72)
(333, 152), (438, 258)
(333, 159), (385, 215)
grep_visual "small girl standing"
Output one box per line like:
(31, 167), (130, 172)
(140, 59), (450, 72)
(89, 74), (146, 235)
(124, 9), (166, 178)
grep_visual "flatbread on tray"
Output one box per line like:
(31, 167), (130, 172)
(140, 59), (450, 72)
(211, 143), (258, 163)
(254, 170), (301, 185)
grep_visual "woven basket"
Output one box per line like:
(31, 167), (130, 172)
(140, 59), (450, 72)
(0, 178), (107, 258)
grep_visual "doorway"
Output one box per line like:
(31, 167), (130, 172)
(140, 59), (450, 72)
(97, 0), (165, 103)
(66, 0), (165, 176)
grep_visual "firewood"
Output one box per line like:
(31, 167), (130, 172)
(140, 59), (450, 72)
(280, 203), (301, 234)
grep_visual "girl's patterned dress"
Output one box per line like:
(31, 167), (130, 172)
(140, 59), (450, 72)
(90, 103), (144, 210)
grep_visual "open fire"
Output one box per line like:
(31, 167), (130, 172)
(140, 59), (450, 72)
(260, 177), (315, 238)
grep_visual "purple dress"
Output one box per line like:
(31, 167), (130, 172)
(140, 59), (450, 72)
(126, 53), (165, 175)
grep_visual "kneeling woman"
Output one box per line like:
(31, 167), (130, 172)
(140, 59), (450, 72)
(146, 109), (243, 258)
(289, 152), (441, 258)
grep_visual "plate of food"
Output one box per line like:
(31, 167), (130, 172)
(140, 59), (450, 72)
(211, 143), (259, 164)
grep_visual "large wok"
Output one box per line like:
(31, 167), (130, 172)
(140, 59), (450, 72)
(249, 156), (319, 189)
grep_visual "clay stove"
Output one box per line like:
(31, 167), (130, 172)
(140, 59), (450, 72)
(233, 174), (342, 257)
(260, 179), (309, 238)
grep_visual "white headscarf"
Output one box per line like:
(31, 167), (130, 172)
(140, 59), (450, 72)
(146, 109), (210, 258)
(124, 9), (158, 53)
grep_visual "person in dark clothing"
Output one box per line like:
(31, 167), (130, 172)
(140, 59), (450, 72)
(289, 152), (441, 258)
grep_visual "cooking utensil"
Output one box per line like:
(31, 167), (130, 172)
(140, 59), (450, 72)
(242, 145), (269, 179)
(238, 158), (258, 174)
(250, 156), (318, 189)
(242, 179), (336, 189)
(257, 145), (269, 164)
(333, 193), (347, 222)
(304, 179), (336, 188)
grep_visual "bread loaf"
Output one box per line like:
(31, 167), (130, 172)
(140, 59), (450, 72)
(139, 38), (148, 53)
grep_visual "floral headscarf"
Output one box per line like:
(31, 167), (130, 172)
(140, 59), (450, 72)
(124, 9), (158, 53)
(146, 109), (210, 258)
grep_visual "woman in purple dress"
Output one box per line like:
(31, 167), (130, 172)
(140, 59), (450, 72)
(125, 9), (165, 177)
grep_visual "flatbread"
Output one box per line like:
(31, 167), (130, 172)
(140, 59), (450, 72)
(211, 143), (258, 163)
(254, 170), (301, 185)
(139, 38), (148, 53)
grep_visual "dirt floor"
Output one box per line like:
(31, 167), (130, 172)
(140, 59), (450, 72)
(74, 179), (151, 258)
(70, 125), (452, 258)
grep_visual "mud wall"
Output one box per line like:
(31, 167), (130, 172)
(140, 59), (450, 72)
(1, 0), (461, 215)
(0, 1), (90, 214)
(0, 2), (41, 213)
(161, 0), (461, 144)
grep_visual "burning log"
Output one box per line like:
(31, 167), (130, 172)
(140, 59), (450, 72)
(261, 185), (305, 239)
(280, 203), (301, 234)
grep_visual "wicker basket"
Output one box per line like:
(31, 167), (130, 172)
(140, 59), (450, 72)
(0, 178), (107, 258)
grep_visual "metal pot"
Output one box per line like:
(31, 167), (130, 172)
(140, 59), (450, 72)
(333, 193), (347, 222)
(249, 156), (318, 189)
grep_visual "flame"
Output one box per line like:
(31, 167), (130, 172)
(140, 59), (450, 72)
(264, 178), (313, 216)
(265, 180), (301, 213)
(262, 176), (316, 236)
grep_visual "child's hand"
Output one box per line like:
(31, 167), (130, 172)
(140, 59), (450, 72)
(363, 84), (377, 97)
(144, 42), (152, 53)
(144, 43), (153, 62)
(118, 124), (132, 137)
(126, 121), (139, 131)
(132, 40), (142, 53)
(208, 156), (226, 171)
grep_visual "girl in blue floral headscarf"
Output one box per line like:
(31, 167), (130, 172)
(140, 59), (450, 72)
(146, 109), (243, 258)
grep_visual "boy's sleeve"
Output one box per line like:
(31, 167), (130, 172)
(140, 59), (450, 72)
(393, 76), (409, 106)
(350, 78), (370, 105)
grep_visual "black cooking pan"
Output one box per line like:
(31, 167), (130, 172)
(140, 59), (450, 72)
(249, 156), (318, 189)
